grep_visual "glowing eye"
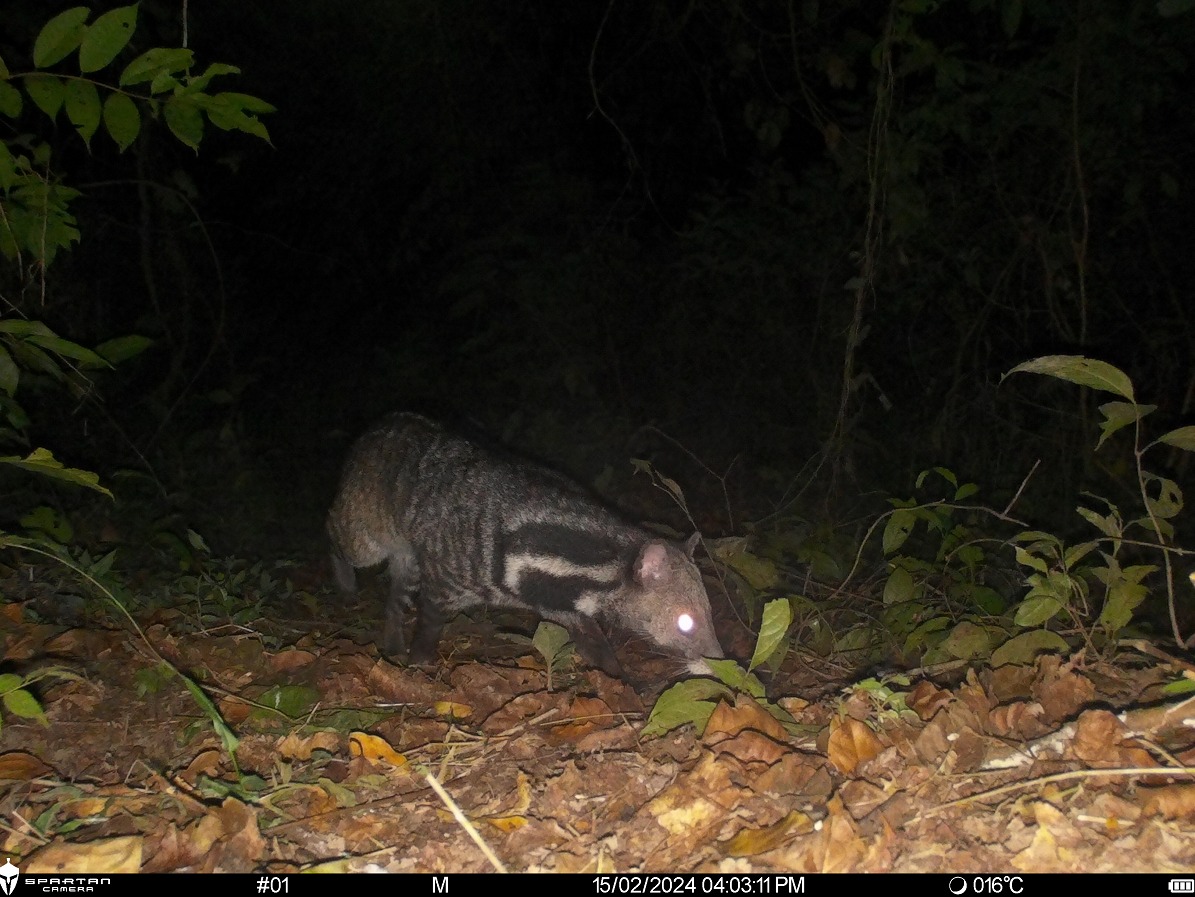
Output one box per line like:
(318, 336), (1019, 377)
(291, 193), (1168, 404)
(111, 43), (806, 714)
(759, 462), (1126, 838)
(677, 613), (695, 634)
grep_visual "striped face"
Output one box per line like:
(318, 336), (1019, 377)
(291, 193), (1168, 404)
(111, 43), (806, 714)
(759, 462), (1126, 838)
(631, 541), (723, 672)
(500, 526), (722, 672)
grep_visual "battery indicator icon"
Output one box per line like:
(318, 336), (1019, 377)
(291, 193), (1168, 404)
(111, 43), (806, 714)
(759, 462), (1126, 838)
(1170, 881), (1194, 893)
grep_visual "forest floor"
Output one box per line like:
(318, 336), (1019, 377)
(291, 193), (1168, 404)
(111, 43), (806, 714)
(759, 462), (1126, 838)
(1, 557), (1194, 875)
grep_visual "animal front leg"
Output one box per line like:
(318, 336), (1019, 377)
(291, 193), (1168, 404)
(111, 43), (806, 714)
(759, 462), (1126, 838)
(408, 599), (451, 666)
(547, 613), (623, 679)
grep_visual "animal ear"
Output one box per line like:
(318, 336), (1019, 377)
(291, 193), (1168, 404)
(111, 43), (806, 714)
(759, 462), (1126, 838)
(684, 532), (701, 557)
(634, 541), (670, 584)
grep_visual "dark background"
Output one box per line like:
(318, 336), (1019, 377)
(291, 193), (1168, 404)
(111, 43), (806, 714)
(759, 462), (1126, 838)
(2, 0), (1192, 556)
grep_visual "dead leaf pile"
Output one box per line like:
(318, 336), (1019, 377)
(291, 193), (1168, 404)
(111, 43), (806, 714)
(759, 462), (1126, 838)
(2, 592), (1194, 872)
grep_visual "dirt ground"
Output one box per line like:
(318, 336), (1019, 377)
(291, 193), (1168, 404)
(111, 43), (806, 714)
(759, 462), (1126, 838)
(2, 562), (1194, 874)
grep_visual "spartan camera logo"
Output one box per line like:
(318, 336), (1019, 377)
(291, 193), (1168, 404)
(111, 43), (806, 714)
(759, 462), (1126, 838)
(0, 858), (18, 896)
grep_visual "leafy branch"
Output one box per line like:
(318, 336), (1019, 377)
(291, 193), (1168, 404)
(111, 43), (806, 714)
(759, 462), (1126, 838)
(0, 4), (274, 266)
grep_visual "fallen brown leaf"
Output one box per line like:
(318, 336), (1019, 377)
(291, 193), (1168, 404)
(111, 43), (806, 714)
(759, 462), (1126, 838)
(181, 749), (223, 785)
(0, 751), (53, 781)
(989, 701), (1048, 738)
(704, 693), (790, 743)
(711, 729), (791, 765)
(268, 648), (317, 672)
(907, 680), (951, 721)
(1033, 656), (1096, 724)
(277, 730), (340, 761)
(827, 717), (884, 776)
(25, 835), (143, 873)
(1069, 709), (1156, 768)
(722, 810), (814, 857)
(1141, 784), (1195, 820)
(783, 794), (867, 872)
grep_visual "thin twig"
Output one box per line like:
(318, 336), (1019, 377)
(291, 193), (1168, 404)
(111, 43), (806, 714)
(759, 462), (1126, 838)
(423, 770), (508, 873)
(914, 765), (1195, 823)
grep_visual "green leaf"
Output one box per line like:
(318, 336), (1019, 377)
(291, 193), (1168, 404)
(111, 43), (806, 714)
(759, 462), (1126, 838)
(799, 547), (844, 582)
(938, 621), (992, 660)
(0, 81), (21, 118)
(95, 333), (152, 363)
(215, 91), (276, 115)
(185, 529), (211, 553)
(0, 395), (31, 429)
(0, 319), (56, 338)
(1141, 474), (1183, 521)
(0, 53), (9, 78)
(883, 509), (915, 555)
(2, 687), (48, 724)
(1004, 355), (1135, 401)
(954, 482), (979, 501)
(711, 538), (779, 590)
(1077, 505), (1122, 540)
(1096, 566), (1154, 635)
(879, 597), (922, 640)
(0, 346), (17, 396)
(186, 63), (242, 93)
(1161, 677), (1195, 695)
(21, 505), (73, 542)
(102, 92), (140, 152)
(25, 332), (108, 367)
(24, 74), (66, 121)
(255, 685), (320, 720)
(1013, 545), (1049, 573)
(642, 679), (730, 738)
(903, 615), (950, 658)
(706, 658), (767, 698)
(954, 542), (985, 569)
(968, 585), (1007, 615)
(33, 7), (90, 69)
(883, 564), (916, 604)
(7, 341), (62, 381)
(990, 629), (1069, 667)
(78, 5), (138, 73)
(1013, 594), (1064, 627)
(203, 96), (271, 143)
(931, 466), (957, 488)
(164, 94), (203, 150)
(1153, 425), (1195, 453)
(177, 672), (240, 756)
(748, 598), (792, 672)
(64, 79), (102, 146)
(0, 673), (21, 692)
(835, 624), (880, 654)
(0, 447), (112, 497)
(149, 71), (181, 95)
(1062, 540), (1100, 569)
(1096, 401), (1150, 450)
(120, 47), (194, 86)
(531, 621), (571, 666)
